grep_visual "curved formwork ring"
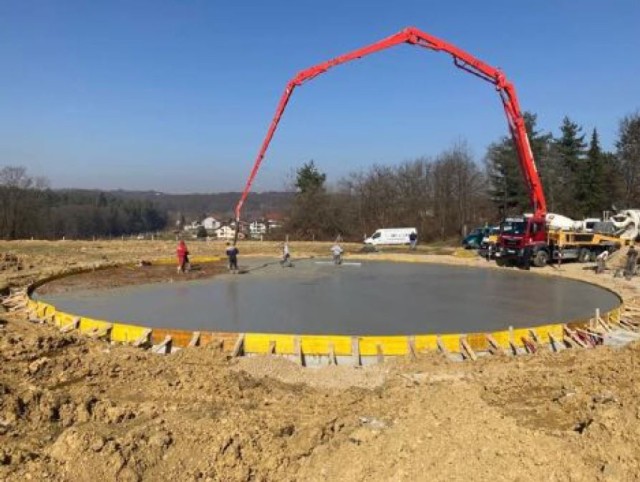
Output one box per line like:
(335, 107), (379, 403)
(24, 257), (624, 364)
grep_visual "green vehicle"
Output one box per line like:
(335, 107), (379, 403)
(462, 227), (488, 249)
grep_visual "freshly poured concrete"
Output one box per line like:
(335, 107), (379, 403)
(37, 260), (620, 336)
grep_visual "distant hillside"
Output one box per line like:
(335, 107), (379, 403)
(55, 189), (294, 222)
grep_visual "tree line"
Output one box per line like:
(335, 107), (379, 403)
(0, 167), (167, 239)
(285, 111), (640, 242)
(486, 112), (639, 219)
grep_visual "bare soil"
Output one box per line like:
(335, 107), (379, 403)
(2, 240), (640, 481)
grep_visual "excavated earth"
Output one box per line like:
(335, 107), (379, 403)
(1, 240), (640, 481)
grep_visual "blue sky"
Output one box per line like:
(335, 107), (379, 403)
(1, 1), (638, 192)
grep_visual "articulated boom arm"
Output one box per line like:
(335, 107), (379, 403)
(234, 26), (547, 223)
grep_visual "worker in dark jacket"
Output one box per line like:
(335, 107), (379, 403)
(226, 242), (239, 273)
(624, 244), (638, 280)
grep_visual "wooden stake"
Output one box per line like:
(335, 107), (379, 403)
(351, 336), (361, 367)
(294, 336), (304, 366)
(188, 331), (201, 348)
(508, 326), (518, 355)
(563, 326), (588, 348)
(88, 323), (113, 340)
(549, 333), (560, 352)
(152, 335), (172, 355)
(460, 337), (477, 361)
(436, 336), (449, 356)
(133, 328), (152, 347)
(485, 334), (505, 356)
(231, 333), (245, 357)
(521, 336), (536, 354)
(268, 340), (276, 355)
(407, 336), (417, 360)
(376, 344), (384, 364)
(59, 317), (80, 334)
(328, 342), (337, 365)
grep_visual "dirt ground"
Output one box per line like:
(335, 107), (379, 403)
(2, 240), (640, 481)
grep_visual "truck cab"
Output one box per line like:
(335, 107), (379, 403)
(496, 216), (548, 267)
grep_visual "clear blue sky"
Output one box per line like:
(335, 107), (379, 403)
(1, 0), (638, 192)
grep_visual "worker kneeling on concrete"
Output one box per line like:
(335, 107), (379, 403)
(331, 243), (344, 265)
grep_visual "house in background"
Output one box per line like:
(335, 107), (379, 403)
(203, 216), (221, 231)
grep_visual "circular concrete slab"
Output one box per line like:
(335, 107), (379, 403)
(36, 259), (620, 336)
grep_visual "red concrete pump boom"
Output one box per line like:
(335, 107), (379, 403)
(234, 26), (547, 228)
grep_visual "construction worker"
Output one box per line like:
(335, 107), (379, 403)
(176, 240), (190, 273)
(624, 244), (638, 280)
(595, 249), (609, 274)
(331, 243), (343, 265)
(280, 242), (292, 268)
(225, 242), (239, 273)
(409, 231), (418, 250)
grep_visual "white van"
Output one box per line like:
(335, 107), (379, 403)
(364, 227), (417, 245)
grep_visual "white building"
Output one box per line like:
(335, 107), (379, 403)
(203, 216), (220, 231)
(215, 225), (245, 240)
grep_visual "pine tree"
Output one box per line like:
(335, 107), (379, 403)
(555, 116), (587, 216)
(578, 129), (605, 217)
(485, 112), (552, 216)
(616, 112), (640, 207)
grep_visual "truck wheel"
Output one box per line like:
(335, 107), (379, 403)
(533, 250), (549, 267)
(578, 248), (590, 263)
(496, 257), (507, 267)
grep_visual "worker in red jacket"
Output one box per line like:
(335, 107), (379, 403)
(176, 240), (190, 273)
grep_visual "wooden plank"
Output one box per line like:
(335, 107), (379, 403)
(132, 328), (152, 347)
(376, 344), (384, 364)
(460, 337), (477, 361)
(231, 333), (245, 357)
(351, 336), (361, 367)
(188, 331), (201, 348)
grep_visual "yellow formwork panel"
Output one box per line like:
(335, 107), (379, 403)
(467, 333), (490, 352)
(439, 334), (461, 352)
(415, 335), (439, 352)
(244, 334), (296, 354)
(301, 335), (352, 355)
(78, 316), (113, 334)
(111, 323), (149, 343)
(36, 302), (54, 318)
(534, 324), (564, 342)
(55, 311), (78, 329)
(359, 336), (408, 356)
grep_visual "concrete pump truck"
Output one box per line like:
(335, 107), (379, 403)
(229, 26), (622, 264)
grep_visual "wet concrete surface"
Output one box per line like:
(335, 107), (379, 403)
(36, 259), (621, 336)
